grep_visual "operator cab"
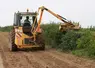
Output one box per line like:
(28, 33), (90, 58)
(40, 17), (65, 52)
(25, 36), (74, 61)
(13, 11), (38, 33)
(14, 11), (37, 27)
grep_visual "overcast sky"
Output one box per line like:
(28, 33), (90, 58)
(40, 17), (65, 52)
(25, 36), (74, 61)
(0, 0), (95, 27)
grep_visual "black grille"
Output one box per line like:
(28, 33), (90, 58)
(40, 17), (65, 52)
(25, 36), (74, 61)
(24, 38), (35, 45)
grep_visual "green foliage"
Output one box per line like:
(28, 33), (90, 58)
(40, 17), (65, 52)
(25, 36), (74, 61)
(55, 31), (63, 46)
(72, 49), (89, 56)
(77, 30), (92, 49)
(42, 23), (95, 57)
(58, 31), (80, 51)
(41, 23), (59, 47)
(0, 26), (12, 32)
(41, 22), (81, 51)
(73, 30), (95, 57)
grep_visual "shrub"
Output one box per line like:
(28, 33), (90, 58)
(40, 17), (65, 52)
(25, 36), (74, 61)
(41, 23), (59, 47)
(55, 31), (63, 46)
(0, 26), (13, 32)
(77, 30), (92, 49)
(58, 31), (80, 51)
(73, 30), (95, 57)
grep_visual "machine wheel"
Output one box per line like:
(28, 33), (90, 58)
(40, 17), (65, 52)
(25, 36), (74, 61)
(10, 29), (18, 51)
(40, 43), (45, 50)
(36, 33), (45, 50)
(10, 43), (18, 51)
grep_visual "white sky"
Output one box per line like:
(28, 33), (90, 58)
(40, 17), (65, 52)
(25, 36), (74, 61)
(0, 0), (95, 27)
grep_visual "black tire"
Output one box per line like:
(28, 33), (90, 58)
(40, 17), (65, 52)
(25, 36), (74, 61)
(40, 44), (45, 50)
(10, 29), (18, 51)
(10, 43), (18, 51)
(36, 33), (45, 50)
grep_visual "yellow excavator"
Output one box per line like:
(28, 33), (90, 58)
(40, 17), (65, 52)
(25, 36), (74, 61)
(9, 6), (80, 51)
(9, 9), (45, 51)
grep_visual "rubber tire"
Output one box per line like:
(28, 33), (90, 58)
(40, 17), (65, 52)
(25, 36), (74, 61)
(10, 44), (18, 51)
(40, 44), (45, 50)
(10, 29), (18, 51)
(36, 33), (45, 50)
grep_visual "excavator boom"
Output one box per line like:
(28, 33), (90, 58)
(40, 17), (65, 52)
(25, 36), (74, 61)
(38, 6), (71, 23)
(37, 6), (80, 32)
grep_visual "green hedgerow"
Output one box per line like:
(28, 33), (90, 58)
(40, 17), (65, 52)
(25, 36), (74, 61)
(73, 30), (95, 57)
(58, 31), (81, 51)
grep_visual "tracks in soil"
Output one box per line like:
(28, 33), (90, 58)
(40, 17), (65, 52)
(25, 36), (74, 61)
(0, 32), (95, 68)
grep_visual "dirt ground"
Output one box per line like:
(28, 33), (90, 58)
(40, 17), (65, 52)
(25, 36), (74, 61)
(0, 32), (95, 68)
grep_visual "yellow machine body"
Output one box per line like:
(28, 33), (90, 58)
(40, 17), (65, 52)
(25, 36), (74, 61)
(14, 27), (40, 49)
(10, 11), (45, 51)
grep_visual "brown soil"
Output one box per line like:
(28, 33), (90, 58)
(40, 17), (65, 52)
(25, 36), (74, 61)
(0, 32), (95, 68)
